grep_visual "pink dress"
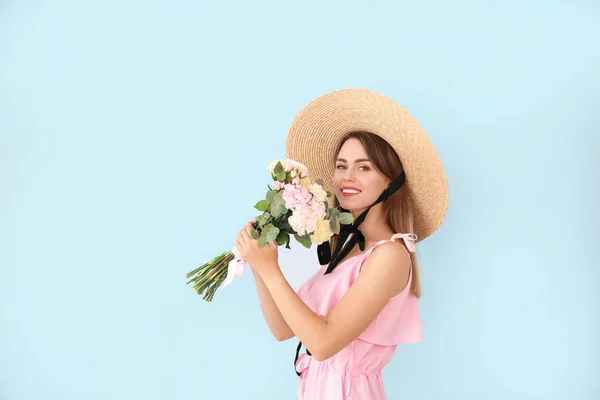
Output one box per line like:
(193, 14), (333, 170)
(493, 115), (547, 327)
(295, 233), (423, 400)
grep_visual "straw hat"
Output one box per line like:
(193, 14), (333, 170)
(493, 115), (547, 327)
(285, 88), (449, 242)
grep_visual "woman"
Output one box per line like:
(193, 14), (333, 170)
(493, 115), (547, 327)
(236, 89), (449, 399)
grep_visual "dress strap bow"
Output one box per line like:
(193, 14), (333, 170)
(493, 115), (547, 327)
(390, 233), (418, 253)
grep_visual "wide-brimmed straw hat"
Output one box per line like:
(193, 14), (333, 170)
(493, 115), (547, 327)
(285, 88), (449, 242)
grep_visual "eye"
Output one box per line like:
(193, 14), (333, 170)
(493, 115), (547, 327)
(358, 165), (370, 171)
(336, 164), (346, 170)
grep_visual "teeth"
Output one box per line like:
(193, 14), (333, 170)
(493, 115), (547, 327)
(342, 189), (360, 194)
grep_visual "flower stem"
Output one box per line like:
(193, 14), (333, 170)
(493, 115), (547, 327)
(186, 251), (235, 302)
(186, 251), (229, 279)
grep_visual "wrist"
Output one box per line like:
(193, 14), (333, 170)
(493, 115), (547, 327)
(260, 264), (285, 286)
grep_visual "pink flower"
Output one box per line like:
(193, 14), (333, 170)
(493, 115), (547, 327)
(282, 183), (312, 210)
(287, 198), (327, 236)
(273, 181), (283, 190)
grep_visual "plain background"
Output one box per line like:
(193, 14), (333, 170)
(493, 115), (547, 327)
(2, 1), (599, 399)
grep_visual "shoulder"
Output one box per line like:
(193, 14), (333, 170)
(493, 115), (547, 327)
(359, 240), (411, 293)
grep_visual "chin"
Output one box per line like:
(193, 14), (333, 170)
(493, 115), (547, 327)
(337, 196), (369, 213)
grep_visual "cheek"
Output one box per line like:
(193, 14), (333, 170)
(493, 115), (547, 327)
(332, 172), (343, 186)
(364, 176), (387, 194)
(363, 176), (377, 189)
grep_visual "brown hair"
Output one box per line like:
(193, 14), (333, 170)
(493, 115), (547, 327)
(330, 131), (422, 298)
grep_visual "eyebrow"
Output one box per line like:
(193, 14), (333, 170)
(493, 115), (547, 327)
(336, 158), (371, 163)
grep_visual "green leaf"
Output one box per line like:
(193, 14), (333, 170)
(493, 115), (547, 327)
(326, 191), (332, 197)
(275, 191), (284, 202)
(274, 161), (284, 175)
(328, 207), (340, 218)
(276, 231), (289, 247)
(257, 212), (271, 226)
(250, 229), (260, 240)
(338, 212), (354, 225)
(272, 192), (285, 207)
(254, 199), (268, 212)
(266, 190), (276, 203)
(270, 204), (284, 218)
(258, 236), (267, 248)
(265, 226), (280, 243)
(294, 233), (312, 249)
(279, 220), (292, 232)
(316, 179), (324, 186)
(270, 193), (286, 219)
(261, 223), (273, 235)
(329, 217), (340, 235)
(276, 170), (286, 182)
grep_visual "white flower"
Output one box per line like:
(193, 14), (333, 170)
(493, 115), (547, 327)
(283, 159), (309, 178)
(308, 183), (328, 203)
(288, 203), (322, 236)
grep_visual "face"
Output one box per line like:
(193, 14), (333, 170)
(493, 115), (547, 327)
(333, 138), (390, 213)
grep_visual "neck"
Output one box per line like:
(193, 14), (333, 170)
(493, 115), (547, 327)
(350, 203), (394, 244)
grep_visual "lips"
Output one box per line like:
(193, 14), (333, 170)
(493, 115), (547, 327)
(340, 186), (361, 197)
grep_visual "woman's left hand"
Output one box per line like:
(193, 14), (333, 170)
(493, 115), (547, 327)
(236, 222), (280, 276)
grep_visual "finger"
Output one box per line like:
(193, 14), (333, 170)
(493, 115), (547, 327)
(238, 228), (249, 246)
(241, 226), (252, 241)
(238, 229), (247, 246)
(241, 222), (254, 237)
(236, 229), (244, 250)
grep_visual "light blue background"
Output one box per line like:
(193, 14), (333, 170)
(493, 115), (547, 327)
(2, 1), (599, 399)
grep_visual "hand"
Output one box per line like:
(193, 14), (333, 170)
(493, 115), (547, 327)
(236, 221), (280, 277)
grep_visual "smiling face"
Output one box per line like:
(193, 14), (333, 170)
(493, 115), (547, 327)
(328, 131), (421, 298)
(333, 138), (391, 214)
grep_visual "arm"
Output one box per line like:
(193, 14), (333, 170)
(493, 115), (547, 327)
(260, 242), (410, 361)
(251, 267), (295, 341)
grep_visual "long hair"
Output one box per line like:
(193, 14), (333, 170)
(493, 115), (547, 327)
(330, 131), (422, 298)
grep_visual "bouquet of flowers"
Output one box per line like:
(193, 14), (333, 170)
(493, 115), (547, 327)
(186, 159), (354, 302)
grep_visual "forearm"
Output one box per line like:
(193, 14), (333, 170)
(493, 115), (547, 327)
(260, 267), (330, 359)
(251, 268), (295, 341)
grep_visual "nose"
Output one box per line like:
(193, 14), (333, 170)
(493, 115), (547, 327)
(344, 167), (356, 179)
(342, 167), (356, 181)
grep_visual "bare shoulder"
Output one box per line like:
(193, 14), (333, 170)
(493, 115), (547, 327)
(359, 240), (411, 294)
(314, 239), (412, 360)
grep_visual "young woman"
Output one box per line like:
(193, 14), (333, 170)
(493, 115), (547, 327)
(236, 89), (449, 399)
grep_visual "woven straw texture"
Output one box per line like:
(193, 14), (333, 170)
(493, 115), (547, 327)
(285, 88), (448, 242)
